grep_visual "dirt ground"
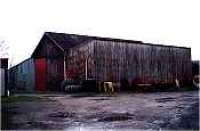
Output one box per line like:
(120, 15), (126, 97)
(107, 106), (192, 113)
(2, 91), (199, 130)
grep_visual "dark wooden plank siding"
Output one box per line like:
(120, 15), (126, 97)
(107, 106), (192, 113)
(29, 32), (192, 91)
(61, 38), (191, 87)
(192, 61), (199, 76)
(65, 42), (95, 80)
(93, 40), (192, 85)
(45, 37), (64, 91)
(32, 35), (64, 91)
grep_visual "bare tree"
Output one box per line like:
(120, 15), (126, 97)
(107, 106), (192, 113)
(0, 40), (9, 58)
(0, 40), (15, 68)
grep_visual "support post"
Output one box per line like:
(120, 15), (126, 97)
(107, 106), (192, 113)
(85, 57), (88, 80)
(64, 51), (67, 80)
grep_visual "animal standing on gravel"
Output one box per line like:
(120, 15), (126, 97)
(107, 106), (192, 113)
(99, 82), (114, 94)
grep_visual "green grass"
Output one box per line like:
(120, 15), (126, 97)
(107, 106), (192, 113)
(1, 95), (41, 103)
(181, 85), (199, 91)
(1, 95), (42, 129)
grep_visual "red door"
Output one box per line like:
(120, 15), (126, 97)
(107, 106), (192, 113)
(35, 58), (47, 91)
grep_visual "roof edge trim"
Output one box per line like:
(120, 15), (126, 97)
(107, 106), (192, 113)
(45, 33), (65, 52)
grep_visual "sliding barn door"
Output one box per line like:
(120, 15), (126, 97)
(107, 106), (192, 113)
(35, 58), (47, 91)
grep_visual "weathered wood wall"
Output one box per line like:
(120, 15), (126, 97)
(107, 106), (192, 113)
(192, 61), (199, 76)
(65, 42), (95, 80)
(45, 36), (64, 91)
(32, 34), (64, 91)
(93, 40), (192, 85)
(66, 39), (192, 86)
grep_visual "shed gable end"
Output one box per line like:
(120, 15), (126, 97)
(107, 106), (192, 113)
(31, 34), (64, 58)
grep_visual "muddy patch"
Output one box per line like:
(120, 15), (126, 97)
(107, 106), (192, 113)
(25, 121), (65, 129)
(181, 95), (194, 98)
(3, 91), (199, 130)
(98, 113), (134, 122)
(91, 98), (111, 101)
(70, 93), (97, 98)
(155, 97), (176, 103)
(26, 121), (49, 128)
(48, 112), (75, 118)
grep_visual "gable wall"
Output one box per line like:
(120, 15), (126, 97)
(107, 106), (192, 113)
(32, 35), (64, 91)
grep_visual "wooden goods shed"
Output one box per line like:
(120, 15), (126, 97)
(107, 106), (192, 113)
(10, 32), (192, 91)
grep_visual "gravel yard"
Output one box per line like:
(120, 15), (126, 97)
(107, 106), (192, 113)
(2, 91), (199, 130)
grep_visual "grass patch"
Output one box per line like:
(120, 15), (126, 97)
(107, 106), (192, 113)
(1, 95), (44, 130)
(70, 92), (98, 98)
(182, 85), (199, 91)
(1, 95), (41, 103)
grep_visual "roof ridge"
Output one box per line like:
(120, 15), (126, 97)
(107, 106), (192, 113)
(45, 32), (190, 49)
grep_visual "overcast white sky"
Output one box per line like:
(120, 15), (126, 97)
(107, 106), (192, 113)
(0, 0), (199, 65)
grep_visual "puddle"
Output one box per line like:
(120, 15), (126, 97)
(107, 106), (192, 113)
(155, 97), (176, 103)
(181, 95), (193, 98)
(91, 98), (111, 101)
(42, 95), (63, 97)
(49, 112), (75, 118)
(71, 93), (97, 98)
(65, 126), (124, 131)
(98, 113), (133, 122)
